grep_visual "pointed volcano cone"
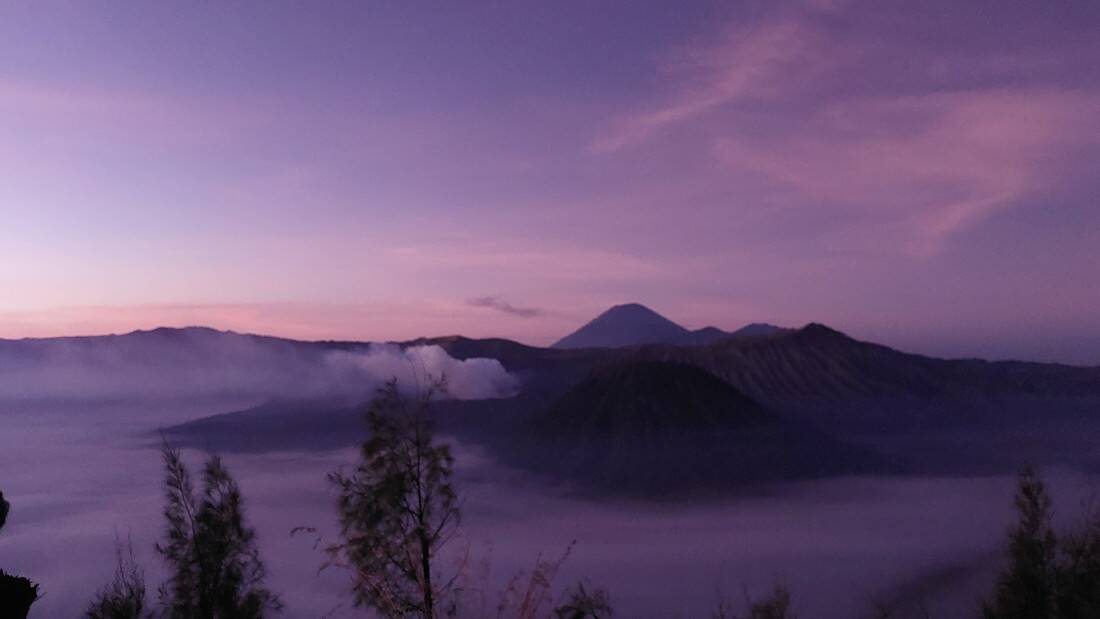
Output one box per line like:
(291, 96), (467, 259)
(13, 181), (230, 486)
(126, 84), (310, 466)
(552, 303), (690, 349)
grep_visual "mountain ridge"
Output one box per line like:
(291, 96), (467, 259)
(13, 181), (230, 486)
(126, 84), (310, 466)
(158, 320), (1100, 484)
(551, 302), (788, 349)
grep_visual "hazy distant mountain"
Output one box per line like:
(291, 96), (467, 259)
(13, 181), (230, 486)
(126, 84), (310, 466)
(552, 303), (690, 349)
(679, 322), (788, 345)
(0, 326), (521, 403)
(551, 303), (787, 349)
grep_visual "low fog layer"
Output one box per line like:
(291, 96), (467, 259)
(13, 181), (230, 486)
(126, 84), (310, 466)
(5, 401), (1100, 618)
(0, 329), (518, 401)
(5, 331), (1100, 617)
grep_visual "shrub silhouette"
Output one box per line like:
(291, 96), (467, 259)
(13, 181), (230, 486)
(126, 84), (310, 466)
(983, 465), (1058, 619)
(326, 378), (460, 618)
(493, 544), (573, 619)
(0, 571), (40, 619)
(554, 581), (613, 618)
(1055, 508), (1100, 618)
(742, 586), (795, 619)
(0, 489), (40, 619)
(712, 585), (795, 619)
(156, 445), (281, 618)
(982, 465), (1100, 619)
(85, 535), (152, 619)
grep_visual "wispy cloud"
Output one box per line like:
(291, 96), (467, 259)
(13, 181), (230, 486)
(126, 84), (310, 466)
(715, 89), (1100, 253)
(466, 296), (543, 318)
(590, 6), (828, 153)
(590, 1), (1100, 251)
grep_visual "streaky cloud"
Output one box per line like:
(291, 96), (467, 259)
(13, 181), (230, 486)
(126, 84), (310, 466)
(467, 296), (543, 318)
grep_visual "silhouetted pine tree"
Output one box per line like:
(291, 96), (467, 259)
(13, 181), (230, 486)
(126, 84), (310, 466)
(0, 489), (40, 619)
(1053, 505), (1100, 618)
(327, 378), (460, 618)
(554, 581), (614, 618)
(983, 466), (1057, 619)
(156, 446), (281, 618)
(85, 535), (151, 619)
(713, 585), (795, 619)
(743, 586), (796, 619)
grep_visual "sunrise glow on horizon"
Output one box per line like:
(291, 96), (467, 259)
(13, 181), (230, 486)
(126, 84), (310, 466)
(3, 1), (1099, 363)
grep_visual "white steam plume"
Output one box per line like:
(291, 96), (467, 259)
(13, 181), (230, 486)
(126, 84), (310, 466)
(0, 329), (518, 402)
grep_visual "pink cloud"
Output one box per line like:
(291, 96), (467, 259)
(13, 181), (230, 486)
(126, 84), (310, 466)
(591, 5), (839, 153)
(590, 0), (1100, 254)
(715, 89), (1099, 252)
(590, 24), (800, 152)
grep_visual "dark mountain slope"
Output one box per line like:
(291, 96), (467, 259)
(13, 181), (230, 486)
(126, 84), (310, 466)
(424, 324), (1100, 414)
(632, 324), (1100, 411)
(161, 325), (1100, 481)
(541, 361), (771, 434)
(498, 361), (890, 495)
(161, 398), (364, 453)
(730, 322), (789, 338)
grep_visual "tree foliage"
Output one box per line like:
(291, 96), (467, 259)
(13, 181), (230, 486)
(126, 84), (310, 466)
(984, 466), (1059, 619)
(1056, 508), (1100, 619)
(327, 378), (460, 618)
(85, 535), (152, 619)
(982, 465), (1100, 619)
(0, 571), (40, 619)
(494, 545), (574, 619)
(712, 585), (795, 619)
(742, 586), (795, 619)
(554, 581), (613, 619)
(156, 445), (280, 619)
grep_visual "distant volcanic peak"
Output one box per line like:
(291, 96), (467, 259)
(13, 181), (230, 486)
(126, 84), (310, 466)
(797, 322), (850, 339)
(598, 303), (682, 326)
(552, 303), (805, 350)
(552, 302), (689, 349)
(608, 302), (650, 312)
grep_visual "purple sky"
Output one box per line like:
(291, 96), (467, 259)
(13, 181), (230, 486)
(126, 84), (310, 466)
(2, 1), (1098, 363)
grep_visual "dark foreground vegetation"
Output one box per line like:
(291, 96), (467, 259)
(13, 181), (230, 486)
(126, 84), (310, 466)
(0, 490), (40, 619)
(3, 380), (1100, 618)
